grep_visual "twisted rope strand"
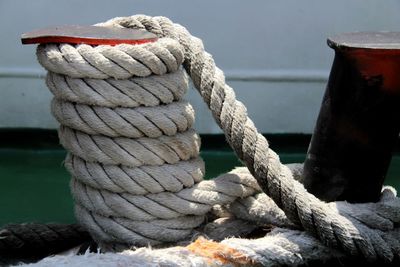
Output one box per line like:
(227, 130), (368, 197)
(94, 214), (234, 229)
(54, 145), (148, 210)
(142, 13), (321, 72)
(0, 223), (91, 265)
(37, 38), (184, 79)
(58, 126), (201, 166)
(52, 99), (195, 138)
(46, 69), (189, 108)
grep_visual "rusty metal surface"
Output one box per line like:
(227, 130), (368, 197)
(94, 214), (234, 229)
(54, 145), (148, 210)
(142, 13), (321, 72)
(304, 32), (400, 203)
(328, 32), (400, 50)
(21, 25), (157, 45)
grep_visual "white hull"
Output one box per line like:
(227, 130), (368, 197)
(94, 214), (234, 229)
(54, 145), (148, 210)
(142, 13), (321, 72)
(1, 0), (399, 133)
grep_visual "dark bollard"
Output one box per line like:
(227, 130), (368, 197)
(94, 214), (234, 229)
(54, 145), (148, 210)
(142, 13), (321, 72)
(303, 32), (400, 203)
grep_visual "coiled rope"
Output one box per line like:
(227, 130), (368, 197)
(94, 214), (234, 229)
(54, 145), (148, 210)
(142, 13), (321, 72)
(32, 15), (400, 265)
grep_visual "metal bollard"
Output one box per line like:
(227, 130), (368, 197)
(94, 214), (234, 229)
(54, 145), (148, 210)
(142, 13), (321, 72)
(303, 32), (400, 203)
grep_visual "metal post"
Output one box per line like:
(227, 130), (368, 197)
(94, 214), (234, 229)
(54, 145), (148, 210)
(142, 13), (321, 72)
(303, 32), (400, 203)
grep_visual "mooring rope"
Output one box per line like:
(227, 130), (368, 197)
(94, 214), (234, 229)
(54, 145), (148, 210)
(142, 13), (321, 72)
(0, 223), (91, 265)
(30, 15), (400, 265)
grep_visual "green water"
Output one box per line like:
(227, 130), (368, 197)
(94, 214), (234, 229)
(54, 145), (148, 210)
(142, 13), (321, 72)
(0, 149), (399, 227)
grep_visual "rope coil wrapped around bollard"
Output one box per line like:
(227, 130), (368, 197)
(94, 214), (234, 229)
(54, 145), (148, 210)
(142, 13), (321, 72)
(27, 15), (400, 265)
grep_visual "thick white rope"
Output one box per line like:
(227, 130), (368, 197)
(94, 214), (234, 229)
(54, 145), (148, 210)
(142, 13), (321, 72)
(25, 228), (346, 267)
(34, 14), (400, 265)
(38, 36), (281, 249)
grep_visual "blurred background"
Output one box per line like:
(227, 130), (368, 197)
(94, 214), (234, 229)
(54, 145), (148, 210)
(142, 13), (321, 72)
(1, 0), (399, 226)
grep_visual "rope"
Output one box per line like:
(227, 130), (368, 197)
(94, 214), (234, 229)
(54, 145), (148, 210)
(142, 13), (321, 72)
(24, 230), (347, 267)
(0, 223), (91, 265)
(30, 14), (400, 265)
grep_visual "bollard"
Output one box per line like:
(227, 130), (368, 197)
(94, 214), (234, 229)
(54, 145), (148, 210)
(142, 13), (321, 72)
(303, 32), (400, 203)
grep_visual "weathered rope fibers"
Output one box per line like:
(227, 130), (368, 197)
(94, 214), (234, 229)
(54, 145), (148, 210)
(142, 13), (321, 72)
(30, 15), (400, 266)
